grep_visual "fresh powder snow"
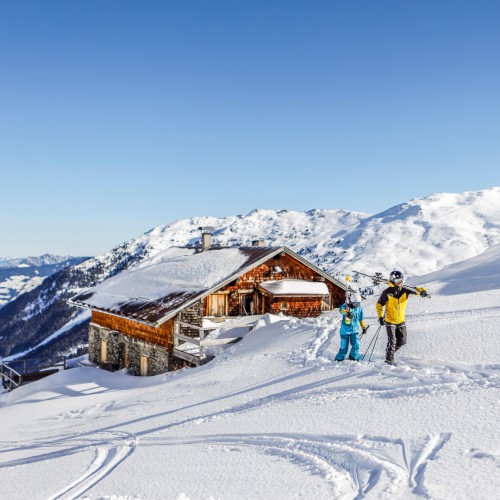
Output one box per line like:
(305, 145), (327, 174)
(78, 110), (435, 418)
(78, 246), (250, 311)
(0, 242), (499, 499)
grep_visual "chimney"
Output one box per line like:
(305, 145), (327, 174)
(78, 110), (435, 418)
(199, 227), (214, 252)
(252, 240), (266, 247)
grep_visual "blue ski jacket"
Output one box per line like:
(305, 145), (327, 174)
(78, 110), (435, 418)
(339, 303), (366, 335)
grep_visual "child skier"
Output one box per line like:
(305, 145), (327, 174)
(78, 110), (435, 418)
(335, 290), (367, 361)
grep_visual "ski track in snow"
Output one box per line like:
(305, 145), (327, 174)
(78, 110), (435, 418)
(0, 431), (137, 500)
(48, 431), (137, 500)
(140, 432), (452, 499)
(0, 358), (495, 498)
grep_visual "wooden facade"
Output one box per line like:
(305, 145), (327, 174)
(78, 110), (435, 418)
(203, 252), (344, 319)
(263, 296), (325, 318)
(92, 310), (174, 350)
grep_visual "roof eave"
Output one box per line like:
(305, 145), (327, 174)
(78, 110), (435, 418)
(67, 298), (160, 328)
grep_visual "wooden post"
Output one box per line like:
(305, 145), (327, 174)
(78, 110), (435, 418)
(199, 329), (206, 359)
(174, 321), (180, 347)
(23, 359), (28, 374)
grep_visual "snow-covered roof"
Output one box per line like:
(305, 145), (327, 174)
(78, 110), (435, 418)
(259, 279), (329, 296)
(70, 246), (346, 324)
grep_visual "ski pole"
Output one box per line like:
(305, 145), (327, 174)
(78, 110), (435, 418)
(367, 326), (382, 363)
(361, 325), (381, 361)
(359, 324), (370, 338)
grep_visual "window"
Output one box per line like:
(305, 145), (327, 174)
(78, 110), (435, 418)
(140, 355), (149, 376)
(207, 294), (227, 317)
(101, 340), (108, 362)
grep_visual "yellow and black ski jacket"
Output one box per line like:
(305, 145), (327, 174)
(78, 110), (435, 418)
(376, 284), (426, 325)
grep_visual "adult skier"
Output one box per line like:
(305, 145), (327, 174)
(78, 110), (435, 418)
(335, 290), (367, 361)
(376, 270), (428, 365)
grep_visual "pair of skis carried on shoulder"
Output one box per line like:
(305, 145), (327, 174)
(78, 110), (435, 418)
(352, 270), (431, 298)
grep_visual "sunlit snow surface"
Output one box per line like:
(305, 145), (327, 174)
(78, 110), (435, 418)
(85, 247), (250, 302)
(1, 243), (499, 499)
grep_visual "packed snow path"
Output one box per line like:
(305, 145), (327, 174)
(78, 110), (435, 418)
(1, 286), (499, 499)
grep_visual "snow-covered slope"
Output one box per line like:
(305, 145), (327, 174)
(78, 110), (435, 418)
(326, 187), (500, 277)
(410, 242), (500, 295)
(1, 187), (500, 362)
(0, 242), (499, 499)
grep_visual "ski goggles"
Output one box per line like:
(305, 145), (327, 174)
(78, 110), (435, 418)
(391, 277), (404, 285)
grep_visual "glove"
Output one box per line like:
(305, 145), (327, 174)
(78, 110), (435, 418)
(362, 327), (368, 335)
(420, 289), (428, 298)
(378, 317), (385, 326)
(346, 311), (353, 319)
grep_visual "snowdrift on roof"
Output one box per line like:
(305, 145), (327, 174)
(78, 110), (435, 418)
(260, 279), (329, 296)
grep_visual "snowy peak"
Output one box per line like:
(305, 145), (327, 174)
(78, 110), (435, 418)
(342, 187), (500, 278)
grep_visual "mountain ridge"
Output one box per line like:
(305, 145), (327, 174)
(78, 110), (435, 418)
(1, 186), (499, 362)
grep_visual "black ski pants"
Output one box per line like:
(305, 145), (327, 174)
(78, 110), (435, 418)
(385, 322), (407, 362)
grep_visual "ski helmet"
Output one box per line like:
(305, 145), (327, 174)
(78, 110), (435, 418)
(389, 269), (404, 286)
(347, 290), (362, 307)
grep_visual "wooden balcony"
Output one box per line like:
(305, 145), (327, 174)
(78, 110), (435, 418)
(173, 318), (256, 366)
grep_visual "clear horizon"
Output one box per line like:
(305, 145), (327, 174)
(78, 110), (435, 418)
(1, 0), (499, 257)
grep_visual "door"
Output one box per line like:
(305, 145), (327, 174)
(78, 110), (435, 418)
(101, 340), (108, 363)
(123, 344), (129, 368)
(207, 294), (227, 317)
(140, 355), (149, 376)
(240, 293), (255, 315)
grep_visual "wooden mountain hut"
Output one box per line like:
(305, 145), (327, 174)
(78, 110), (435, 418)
(69, 241), (346, 375)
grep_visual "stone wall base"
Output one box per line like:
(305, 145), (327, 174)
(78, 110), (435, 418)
(89, 323), (170, 376)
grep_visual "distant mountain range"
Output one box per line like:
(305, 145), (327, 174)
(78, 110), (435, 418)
(0, 254), (81, 269)
(1, 187), (499, 363)
(0, 255), (87, 309)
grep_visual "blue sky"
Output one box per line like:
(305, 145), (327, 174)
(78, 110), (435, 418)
(1, 0), (499, 257)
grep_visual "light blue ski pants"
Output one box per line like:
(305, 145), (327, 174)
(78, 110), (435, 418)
(335, 332), (360, 361)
